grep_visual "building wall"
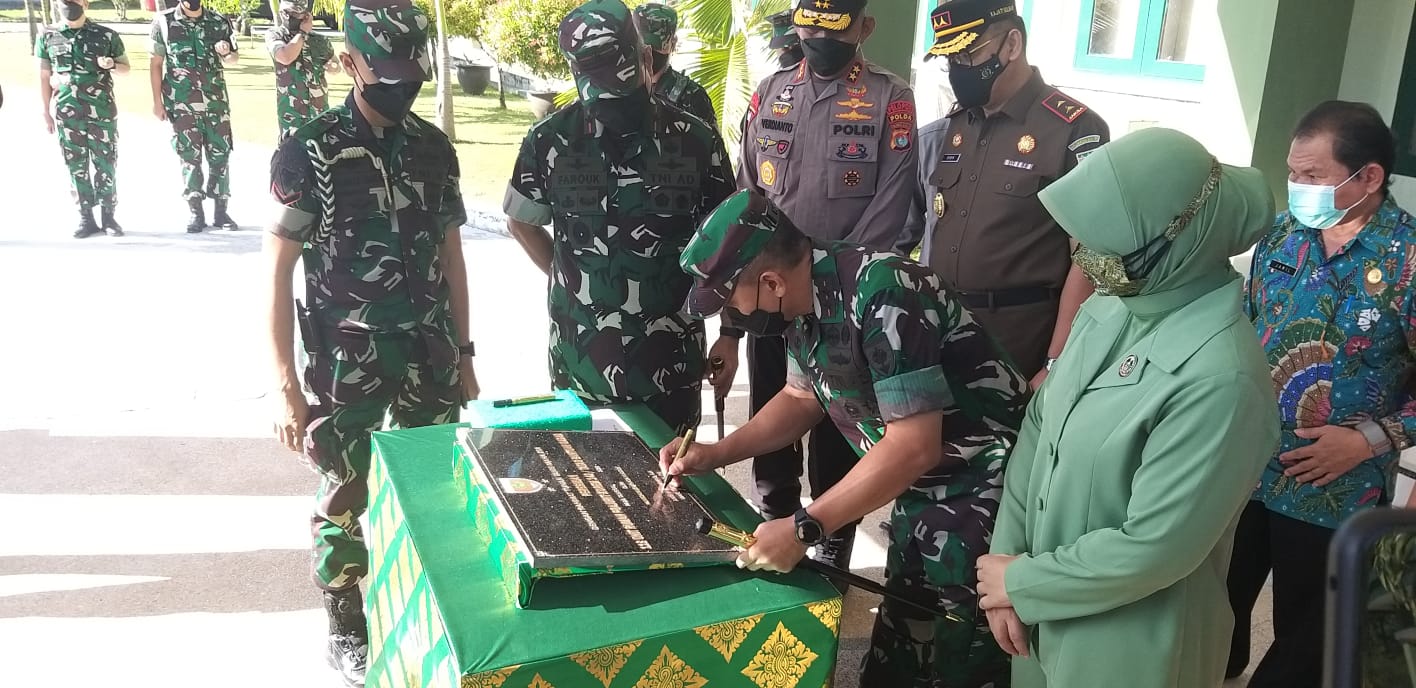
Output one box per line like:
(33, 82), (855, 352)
(1339, 0), (1416, 203)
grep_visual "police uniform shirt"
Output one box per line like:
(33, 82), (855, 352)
(738, 58), (918, 251)
(927, 68), (1108, 291)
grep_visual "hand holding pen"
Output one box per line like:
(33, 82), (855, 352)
(659, 428), (724, 489)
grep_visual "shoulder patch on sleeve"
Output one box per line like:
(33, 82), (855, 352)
(747, 90), (761, 125)
(270, 137), (314, 206)
(1042, 90), (1089, 124)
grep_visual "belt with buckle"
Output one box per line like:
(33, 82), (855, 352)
(956, 287), (1061, 310)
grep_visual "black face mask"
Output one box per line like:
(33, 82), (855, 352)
(649, 51), (670, 75)
(285, 13), (303, 34)
(725, 280), (791, 337)
(947, 47), (1006, 110)
(801, 37), (857, 77)
(357, 74), (422, 123)
(60, 2), (84, 21)
(777, 45), (804, 69)
(586, 88), (651, 135)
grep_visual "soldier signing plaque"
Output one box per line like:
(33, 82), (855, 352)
(458, 428), (738, 569)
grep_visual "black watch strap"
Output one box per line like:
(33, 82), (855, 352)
(458, 341), (476, 357)
(793, 508), (826, 546)
(720, 326), (745, 339)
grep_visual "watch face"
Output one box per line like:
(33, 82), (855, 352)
(796, 520), (822, 544)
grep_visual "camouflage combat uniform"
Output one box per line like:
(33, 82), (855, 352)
(151, 7), (237, 200)
(265, 20), (335, 138)
(783, 243), (1027, 687)
(504, 0), (736, 436)
(633, 4), (717, 129)
(270, 90), (466, 591)
(654, 66), (717, 129)
(36, 20), (126, 213)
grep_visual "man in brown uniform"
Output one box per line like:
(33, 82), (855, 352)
(737, 0), (918, 571)
(924, 0), (1109, 387)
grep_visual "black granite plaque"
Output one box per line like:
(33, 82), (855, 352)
(458, 428), (738, 569)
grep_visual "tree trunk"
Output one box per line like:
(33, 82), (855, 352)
(25, 0), (36, 48)
(496, 62), (506, 110)
(39, 0), (52, 25)
(432, 0), (456, 138)
(115, 0), (127, 22)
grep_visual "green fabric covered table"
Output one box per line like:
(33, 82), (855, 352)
(364, 404), (843, 688)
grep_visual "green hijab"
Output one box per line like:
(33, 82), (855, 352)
(1040, 128), (1275, 316)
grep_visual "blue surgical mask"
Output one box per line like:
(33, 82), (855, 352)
(1287, 169), (1368, 230)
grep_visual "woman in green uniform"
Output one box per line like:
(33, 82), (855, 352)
(975, 127), (1282, 687)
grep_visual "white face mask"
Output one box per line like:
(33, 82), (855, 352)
(1287, 168), (1368, 230)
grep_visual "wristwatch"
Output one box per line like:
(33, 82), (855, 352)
(793, 508), (826, 547)
(720, 326), (744, 339)
(458, 342), (476, 358)
(1045, 357), (1059, 371)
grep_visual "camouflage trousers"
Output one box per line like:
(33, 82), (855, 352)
(574, 384), (703, 439)
(302, 331), (462, 591)
(54, 116), (117, 210)
(860, 484), (1010, 687)
(277, 94), (327, 141)
(169, 109), (233, 200)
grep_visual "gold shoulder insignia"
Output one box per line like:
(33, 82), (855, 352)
(1042, 90), (1089, 124)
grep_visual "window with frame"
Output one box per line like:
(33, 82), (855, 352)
(1393, 15), (1416, 177)
(1076, 0), (1205, 81)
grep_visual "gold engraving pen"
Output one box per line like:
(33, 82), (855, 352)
(694, 517), (965, 623)
(663, 428), (695, 490)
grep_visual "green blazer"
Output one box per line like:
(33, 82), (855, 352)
(991, 278), (1280, 688)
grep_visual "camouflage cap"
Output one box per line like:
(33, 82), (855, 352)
(768, 9), (800, 49)
(792, 0), (868, 35)
(345, 0), (433, 83)
(632, 3), (678, 53)
(278, 0), (308, 14)
(927, 0), (1018, 59)
(560, 0), (645, 101)
(680, 190), (789, 318)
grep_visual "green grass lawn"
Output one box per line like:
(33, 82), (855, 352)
(0, 30), (535, 207)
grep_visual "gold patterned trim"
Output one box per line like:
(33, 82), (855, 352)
(807, 599), (843, 636)
(527, 675), (555, 688)
(634, 646), (708, 688)
(693, 614), (763, 662)
(461, 665), (519, 688)
(742, 623), (818, 688)
(571, 639), (644, 687)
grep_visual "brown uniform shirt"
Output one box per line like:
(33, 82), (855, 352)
(924, 68), (1109, 375)
(738, 57), (918, 250)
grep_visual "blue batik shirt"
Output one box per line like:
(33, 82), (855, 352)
(1246, 197), (1416, 529)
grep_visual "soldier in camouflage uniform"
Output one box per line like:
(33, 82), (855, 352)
(266, 0), (339, 139)
(149, 0), (240, 233)
(632, 3), (717, 128)
(505, 0), (737, 436)
(36, 0), (129, 238)
(265, 1), (478, 684)
(665, 189), (1027, 688)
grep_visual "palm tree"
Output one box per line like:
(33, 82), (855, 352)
(677, 0), (789, 149)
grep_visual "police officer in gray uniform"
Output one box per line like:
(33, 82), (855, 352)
(735, 0), (918, 571)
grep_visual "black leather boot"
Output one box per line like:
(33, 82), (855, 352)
(212, 198), (237, 230)
(185, 197), (206, 234)
(811, 530), (856, 594)
(323, 588), (368, 687)
(73, 206), (101, 239)
(101, 205), (123, 237)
